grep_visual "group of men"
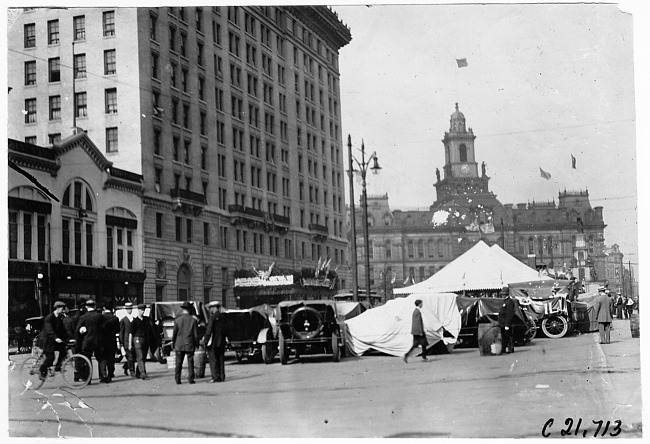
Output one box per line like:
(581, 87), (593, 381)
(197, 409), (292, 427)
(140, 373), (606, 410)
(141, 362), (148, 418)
(37, 299), (123, 383)
(593, 285), (636, 344)
(38, 298), (230, 385)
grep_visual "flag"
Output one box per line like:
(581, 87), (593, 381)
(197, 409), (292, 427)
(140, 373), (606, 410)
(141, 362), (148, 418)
(571, 154), (576, 169)
(539, 167), (552, 180)
(9, 161), (60, 202)
(479, 222), (495, 234)
(456, 58), (468, 68)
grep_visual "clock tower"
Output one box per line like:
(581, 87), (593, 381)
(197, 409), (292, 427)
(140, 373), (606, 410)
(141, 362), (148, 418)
(434, 103), (489, 200)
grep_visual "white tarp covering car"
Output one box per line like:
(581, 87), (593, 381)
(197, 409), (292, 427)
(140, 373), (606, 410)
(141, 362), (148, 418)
(344, 293), (461, 357)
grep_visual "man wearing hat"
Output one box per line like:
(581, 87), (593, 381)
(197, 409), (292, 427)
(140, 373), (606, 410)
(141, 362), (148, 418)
(38, 301), (69, 379)
(99, 304), (120, 383)
(498, 287), (516, 354)
(130, 303), (153, 380)
(119, 302), (135, 377)
(614, 291), (625, 319)
(202, 301), (228, 382)
(594, 286), (613, 344)
(172, 301), (199, 384)
(77, 299), (106, 383)
(404, 299), (428, 363)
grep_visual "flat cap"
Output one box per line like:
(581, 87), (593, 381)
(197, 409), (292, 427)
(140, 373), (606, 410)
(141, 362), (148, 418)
(53, 301), (67, 308)
(137, 303), (146, 310)
(206, 301), (221, 308)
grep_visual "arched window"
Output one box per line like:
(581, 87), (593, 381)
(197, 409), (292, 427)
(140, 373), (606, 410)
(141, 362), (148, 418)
(528, 237), (534, 255)
(385, 240), (392, 259)
(177, 264), (192, 301)
(459, 144), (467, 162)
(61, 179), (96, 266)
(437, 239), (444, 257)
(407, 240), (414, 258)
(417, 240), (424, 258)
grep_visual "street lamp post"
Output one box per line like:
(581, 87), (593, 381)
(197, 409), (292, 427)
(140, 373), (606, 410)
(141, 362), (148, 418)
(347, 136), (359, 302)
(348, 136), (381, 303)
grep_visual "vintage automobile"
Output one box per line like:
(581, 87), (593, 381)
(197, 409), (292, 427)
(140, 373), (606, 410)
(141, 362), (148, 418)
(222, 304), (276, 362)
(455, 296), (537, 347)
(274, 300), (346, 364)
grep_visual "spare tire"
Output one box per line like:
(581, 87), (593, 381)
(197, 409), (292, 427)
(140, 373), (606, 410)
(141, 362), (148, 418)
(290, 306), (322, 340)
(541, 315), (569, 338)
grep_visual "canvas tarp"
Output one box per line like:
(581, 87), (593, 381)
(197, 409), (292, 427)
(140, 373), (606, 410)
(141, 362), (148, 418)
(336, 301), (372, 320)
(344, 293), (461, 357)
(394, 241), (551, 295)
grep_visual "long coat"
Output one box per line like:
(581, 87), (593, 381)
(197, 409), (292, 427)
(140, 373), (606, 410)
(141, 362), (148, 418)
(411, 308), (425, 336)
(595, 294), (614, 323)
(498, 297), (516, 328)
(39, 312), (67, 352)
(77, 310), (105, 352)
(172, 312), (199, 352)
(119, 316), (132, 349)
(203, 311), (227, 349)
(102, 313), (120, 353)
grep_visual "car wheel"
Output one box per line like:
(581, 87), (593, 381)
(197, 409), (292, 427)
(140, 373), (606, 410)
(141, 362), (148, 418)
(279, 330), (288, 365)
(541, 315), (569, 339)
(332, 332), (341, 362)
(261, 343), (272, 364)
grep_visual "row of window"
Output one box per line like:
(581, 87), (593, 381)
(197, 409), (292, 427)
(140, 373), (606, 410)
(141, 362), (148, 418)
(23, 12), (115, 48)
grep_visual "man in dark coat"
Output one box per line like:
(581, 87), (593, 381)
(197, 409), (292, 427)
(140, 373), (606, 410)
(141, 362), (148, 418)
(202, 301), (228, 382)
(594, 286), (613, 344)
(119, 302), (135, 376)
(404, 299), (428, 363)
(130, 304), (152, 380)
(615, 292), (625, 319)
(498, 287), (516, 354)
(63, 309), (80, 341)
(38, 301), (69, 379)
(77, 299), (105, 383)
(100, 305), (120, 383)
(172, 301), (199, 384)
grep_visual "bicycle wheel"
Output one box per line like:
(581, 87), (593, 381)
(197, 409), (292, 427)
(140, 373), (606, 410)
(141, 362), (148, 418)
(19, 356), (45, 390)
(61, 354), (93, 389)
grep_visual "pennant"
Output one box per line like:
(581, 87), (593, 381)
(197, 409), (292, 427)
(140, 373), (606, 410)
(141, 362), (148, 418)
(539, 167), (552, 180)
(9, 161), (60, 202)
(456, 58), (468, 68)
(571, 154), (577, 169)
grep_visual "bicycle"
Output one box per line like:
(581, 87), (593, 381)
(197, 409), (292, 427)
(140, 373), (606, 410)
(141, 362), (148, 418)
(19, 340), (93, 390)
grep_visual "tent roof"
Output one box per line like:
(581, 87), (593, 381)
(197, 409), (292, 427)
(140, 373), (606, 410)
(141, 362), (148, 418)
(394, 241), (552, 295)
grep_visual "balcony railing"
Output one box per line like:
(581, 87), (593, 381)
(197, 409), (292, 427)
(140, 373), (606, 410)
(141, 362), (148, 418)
(170, 188), (207, 205)
(308, 223), (328, 235)
(228, 206), (291, 233)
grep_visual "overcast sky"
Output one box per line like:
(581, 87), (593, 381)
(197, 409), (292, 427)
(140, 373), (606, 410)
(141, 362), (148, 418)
(333, 1), (645, 269)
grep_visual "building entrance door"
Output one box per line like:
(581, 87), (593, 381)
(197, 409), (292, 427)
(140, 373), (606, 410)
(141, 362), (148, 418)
(178, 264), (192, 301)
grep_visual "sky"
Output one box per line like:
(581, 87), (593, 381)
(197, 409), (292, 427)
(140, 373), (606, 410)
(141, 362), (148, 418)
(333, 1), (645, 271)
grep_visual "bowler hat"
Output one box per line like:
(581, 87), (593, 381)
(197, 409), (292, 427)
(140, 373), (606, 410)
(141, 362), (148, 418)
(53, 301), (67, 308)
(137, 303), (146, 310)
(500, 286), (510, 296)
(84, 299), (95, 306)
(181, 301), (192, 310)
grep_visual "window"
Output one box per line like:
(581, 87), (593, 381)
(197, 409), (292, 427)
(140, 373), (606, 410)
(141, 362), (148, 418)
(156, 213), (163, 238)
(180, 32), (187, 57)
(459, 144), (468, 162)
(181, 67), (188, 92)
(106, 127), (118, 152)
(106, 209), (136, 270)
(105, 88), (117, 114)
(48, 58), (60, 82)
(186, 218), (193, 243)
(175, 217), (182, 241)
(61, 180), (94, 265)
(204, 222), (210, 246)
(24, 23), (36, 48)
(212, 20), (221, 45)
(104, 49), (117, 75)
(195, 8), (203, 32)
(48, 133), (61, 145)
(149, 14), (157, 40)
(103, 11), (115, 36)
(48, 20), (60, 44)
(169, 26), (176, 51)
(8, 190), (49, 261)
(197, 42), (204, 66)
(24, 61), (36, 85)
(151, 52), (159, 79)
(228, 31), (240, 57)
(75, 92), (87, 118)
(24, 99), (36, 124)
(49, 95), (61, 121)
(73, 16), (85, 41)
(171, 62), (177, 88)
(73, 54), (86, 79)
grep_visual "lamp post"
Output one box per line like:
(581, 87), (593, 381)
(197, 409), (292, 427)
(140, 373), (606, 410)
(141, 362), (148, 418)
(347, 136), (359, 302)
(348, 136), (381, 302)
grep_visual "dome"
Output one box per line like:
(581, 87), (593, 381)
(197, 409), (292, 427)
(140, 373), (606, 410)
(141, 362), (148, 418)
(451, 102), (465, 120)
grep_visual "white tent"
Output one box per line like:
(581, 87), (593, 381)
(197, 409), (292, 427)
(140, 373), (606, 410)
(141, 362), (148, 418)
(344, 292), (461, 357)
(394, 240), (551, 295)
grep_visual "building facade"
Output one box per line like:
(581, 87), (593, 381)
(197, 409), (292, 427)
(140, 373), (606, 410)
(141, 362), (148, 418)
(8, 136), (145, 329)
(351, 104), (609, 300)
(8, 6), (352, 308)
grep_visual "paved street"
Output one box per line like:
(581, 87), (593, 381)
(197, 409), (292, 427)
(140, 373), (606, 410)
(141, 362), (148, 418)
(7, 318), (641, 438)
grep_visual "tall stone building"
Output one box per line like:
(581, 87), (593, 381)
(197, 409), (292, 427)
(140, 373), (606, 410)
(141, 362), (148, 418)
(351, 104), (608, 300)
(8, 6), (352, 308)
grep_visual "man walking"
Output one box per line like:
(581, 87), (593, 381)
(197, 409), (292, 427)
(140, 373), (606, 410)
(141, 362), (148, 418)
(404, 299), (428, 363)
(130, 304), (151, 380)
(77, 300), (105, 384)
(100, 304), (120, 383)
(38, 301), (69, 380)
(172, 301), (199, 384)
(498, 287), (516, 354)
(119, 302), (135, 377)
(203, 301), (228, 382)
(594, 286), (613, 344)
(626, 296), (636, 319)
(615, 292), (625, 319)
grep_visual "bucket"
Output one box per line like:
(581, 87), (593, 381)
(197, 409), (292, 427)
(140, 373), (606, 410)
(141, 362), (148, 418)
(630, 313), (640, 338)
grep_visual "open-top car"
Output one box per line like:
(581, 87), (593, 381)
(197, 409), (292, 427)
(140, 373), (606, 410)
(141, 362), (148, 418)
(275, 300), (346, 364)
(223, 304), (276, 362)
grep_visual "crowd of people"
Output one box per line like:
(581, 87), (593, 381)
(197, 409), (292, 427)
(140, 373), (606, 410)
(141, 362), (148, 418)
(35, 299), (230, 385)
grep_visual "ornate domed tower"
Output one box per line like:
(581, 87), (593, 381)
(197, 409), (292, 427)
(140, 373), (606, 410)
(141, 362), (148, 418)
(431, 104), (508, 230)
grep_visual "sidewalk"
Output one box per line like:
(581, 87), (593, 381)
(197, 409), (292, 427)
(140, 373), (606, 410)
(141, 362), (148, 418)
(595, 316), (642, 435)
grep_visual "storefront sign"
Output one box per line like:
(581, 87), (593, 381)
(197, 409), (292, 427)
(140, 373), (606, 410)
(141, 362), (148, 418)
(301, 278), (336, 289)
(234, 275), (294, 287)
